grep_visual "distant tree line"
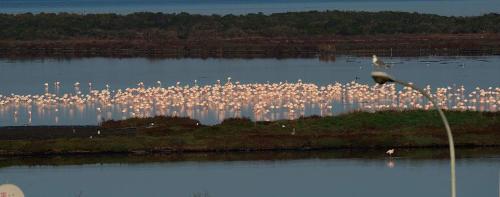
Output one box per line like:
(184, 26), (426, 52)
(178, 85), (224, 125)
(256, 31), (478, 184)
(0, 11), (499, 40)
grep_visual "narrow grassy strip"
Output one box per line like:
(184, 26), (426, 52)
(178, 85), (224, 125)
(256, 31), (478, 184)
(0, 110), (498, 156)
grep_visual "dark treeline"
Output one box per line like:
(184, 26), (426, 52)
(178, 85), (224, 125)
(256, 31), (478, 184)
(1, 11), (500, 40)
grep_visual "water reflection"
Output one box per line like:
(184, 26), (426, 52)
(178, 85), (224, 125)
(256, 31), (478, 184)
(0, 149), (499, 197)
(1, 148), (499, 168)
(0, 80), (498, 126)
(0, 56), (499, 125)
(386, 159), (396, 169)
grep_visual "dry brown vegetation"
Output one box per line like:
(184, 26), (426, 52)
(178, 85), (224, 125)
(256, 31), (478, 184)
(1, 33), (500, 58)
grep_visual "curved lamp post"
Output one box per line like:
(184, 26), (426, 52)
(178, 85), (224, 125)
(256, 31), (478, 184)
(371, 71), (456, 197)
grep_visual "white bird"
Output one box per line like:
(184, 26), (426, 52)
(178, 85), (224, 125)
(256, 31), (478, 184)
(372, 55), (391, 68)
(386, 149), (395, 156)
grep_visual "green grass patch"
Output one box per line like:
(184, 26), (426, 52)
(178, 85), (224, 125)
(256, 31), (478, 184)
(0, 110), (498, 155)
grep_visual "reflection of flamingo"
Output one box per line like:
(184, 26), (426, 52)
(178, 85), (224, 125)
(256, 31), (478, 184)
(386, 160), (395, 168)
(0, 80), (498, 126)
(386, 149), (395, 157)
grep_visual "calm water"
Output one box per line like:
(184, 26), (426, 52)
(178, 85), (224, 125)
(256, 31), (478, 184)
(1, 0), (499, 16)
(0, 154), (498, 197)
(0, 56), (498, 126)
(1, 56), (499, 95)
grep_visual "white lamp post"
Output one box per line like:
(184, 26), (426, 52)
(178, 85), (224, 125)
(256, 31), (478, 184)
(371, 71), (456, 197)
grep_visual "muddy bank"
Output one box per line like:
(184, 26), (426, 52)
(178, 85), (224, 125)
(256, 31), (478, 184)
(1, 147), (500, 168)
(0, 126), (132, 140)
(1, 34), (500, 59)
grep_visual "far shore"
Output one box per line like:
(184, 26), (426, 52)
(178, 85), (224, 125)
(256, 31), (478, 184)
(2, 11), (500, 58)
(0, 110), (498, 157)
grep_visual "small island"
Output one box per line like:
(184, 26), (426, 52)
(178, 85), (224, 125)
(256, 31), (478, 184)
(0, 110), (498, 156)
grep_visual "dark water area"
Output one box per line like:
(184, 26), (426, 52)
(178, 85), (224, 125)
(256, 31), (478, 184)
(1, 0), (499, 16)
(0, 149), (499, 197)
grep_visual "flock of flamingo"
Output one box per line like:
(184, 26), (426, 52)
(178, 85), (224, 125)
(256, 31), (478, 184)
(0, 78), (498, 125)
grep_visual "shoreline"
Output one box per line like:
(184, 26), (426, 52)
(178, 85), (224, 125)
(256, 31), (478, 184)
(2, 34), (500, 59)
(1, 147), (500, 167)
(1, 144), (499, 157)
(0, 110), (498, 157)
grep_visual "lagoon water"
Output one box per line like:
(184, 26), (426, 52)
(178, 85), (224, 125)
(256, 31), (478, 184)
(0, 155), (499, 197)
(1, 2), (499, 196)
(1, 56), (499, 95)
(0, 56), (499, 126)
(1, 0), (500, 16)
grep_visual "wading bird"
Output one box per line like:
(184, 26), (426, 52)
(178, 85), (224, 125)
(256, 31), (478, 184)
(386, 149), (395, 156)
(0, 80), (498, 126)
(372, 55), (391, 69)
